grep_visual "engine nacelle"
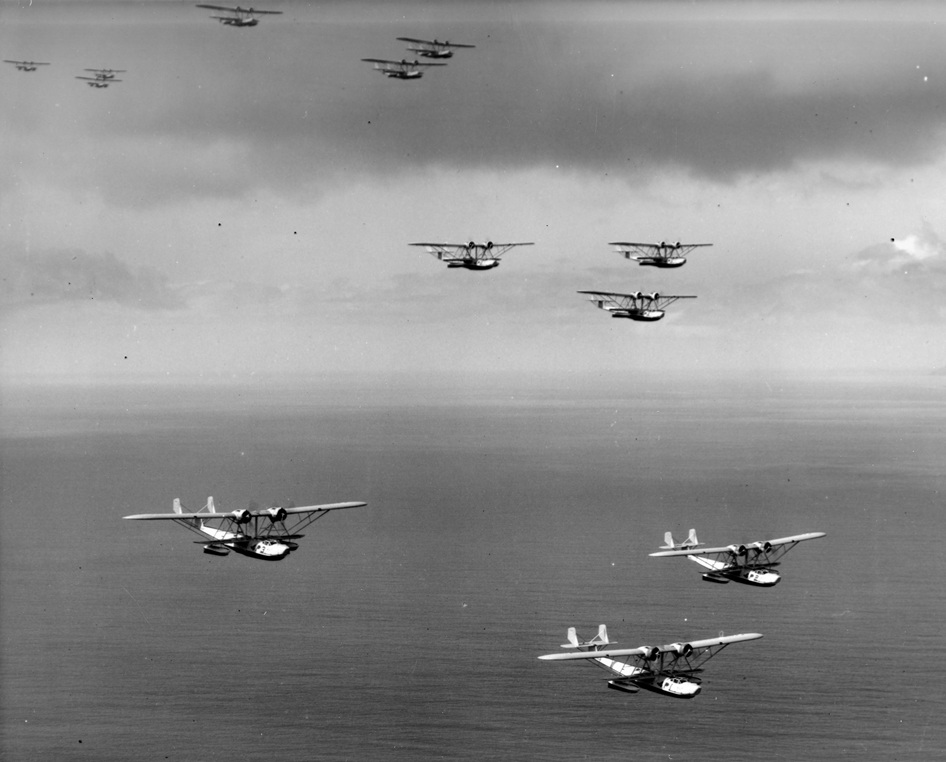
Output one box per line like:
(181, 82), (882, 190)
(632, 291), (643, 300)
(728, 544), (748, 556)
(485, 241), (493, 250)
(674, 241), (681, 248)
(231, 509), (252, 524)
(668, 642), (694, 657)
(642, 646), (660, 661)
(648, 292), (660, 301)
(750, 541), (772, 553)
(659, 240), (667, 247)
(266, 506), (288, 523)
(468, 241), (476, 249)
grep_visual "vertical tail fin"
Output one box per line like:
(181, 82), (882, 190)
(595, 624), (609, 645)
(566, 627), (579, 647)
(685, 528), (699, 547)
(206, 496), (216, 513)
(172, 498), (183, 514)
(661, 531), (675, 549)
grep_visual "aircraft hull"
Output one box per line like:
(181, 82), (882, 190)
(638, 258), (687, 268)
(448, 261), (500, 270)
(611, 310), (665, 321)
(634, 676), (701, 699)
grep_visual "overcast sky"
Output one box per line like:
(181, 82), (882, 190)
(2, 0), (945, 385)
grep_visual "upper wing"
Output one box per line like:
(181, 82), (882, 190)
(650, 544), (735, 557)
(196, 4), (237, 9)
(766, 531), (826, 546)
(123, 512), (234, 521)
(274, 501), (367, 515)
(650, 532), (825, 557)
(538, 633), (763, 662)
(396, 37), (431, 44)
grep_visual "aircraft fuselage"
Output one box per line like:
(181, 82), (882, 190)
(637, 257), (687, 268)
(448, 260), (500, 270)
(702, 568), (781, 586)
(611, 309), (665, 321)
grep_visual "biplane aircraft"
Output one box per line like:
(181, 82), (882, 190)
(610, 241), (713, 268)
(410, 241), (535, 270)
(4, 60), (51, 72)
(578, 290), (696, 321)
(539, 625), (762, 699)
(396, 37), (476, 58)
(362, 58), (447, 80)
(650, 530), (826, 586)
(76, 68), (125, 87)
(124, 497), (366, 561)
(196, 4), (282, 26)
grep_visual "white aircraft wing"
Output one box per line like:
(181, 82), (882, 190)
(765, 531), (827, 546)
(123, 512), (234, 521)
(650, 532), (825, 557)
(538, 633), (763, 661)
(270, 501), (367, 515)
(650, 544), (736, 557)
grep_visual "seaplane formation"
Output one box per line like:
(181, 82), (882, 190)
(196, 4), (282, 26)
(578, 290), (696, 321)
(396, 37), (476, 59)
(124, 497), (366, 561)
(76, 68), (125, 87)
(362, 58), (447, 80)
(410, 241), (535, 270)
(539, 625), (762, 699)
(4, 59), (51, 72)
(610, 241), (713, 268)
(650, 530), (826, 586)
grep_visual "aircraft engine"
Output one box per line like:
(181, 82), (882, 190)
(266, 506), (288, 523)
(632, 291), (643, 300)
(642, 646), (661, 661)
(231, 509), (252, 524)
(648, 292), (660, 301)
(659, 241), (667, 247)
(728, 544), (748, 556)
(668, 642), (694, 657)
(674, 241), (681, 248)
(750, 541), (772, 553)
(468, 241), (476, 249)
(485, 241), (493, 250)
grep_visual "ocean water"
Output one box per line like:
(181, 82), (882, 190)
(2, 375), (944, 761)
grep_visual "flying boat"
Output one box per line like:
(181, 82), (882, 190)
(196, 4), (282, 26)
(4, 60), (51, 72)
(650, 530), (826, 586)
(124, 496), (366, 561)
(610, 241), (713, 268)
(578, 290), (696, 321)
(538, 625), (762, 699)
(76, 68), (125, 87)
(396, 37), (475, 59)
(362, 58), (446, 80)
(410, 241), (534, 270)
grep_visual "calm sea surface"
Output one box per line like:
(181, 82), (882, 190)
(2, 375), (944, 761)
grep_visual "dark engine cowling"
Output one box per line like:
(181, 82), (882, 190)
(728, 544), (748, 556)
(266, 506), (288, 523)
(642, 646), (661, 661)
(468, 241), (477, 249)
(231, 509), (252, 524)
(668, 642), (694, 657)
(485, 241), (493, 250)
(647, 292), (660, 301)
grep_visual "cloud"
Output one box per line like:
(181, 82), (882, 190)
(1, 248), (186, 311)
(15, 11), (943, 207)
